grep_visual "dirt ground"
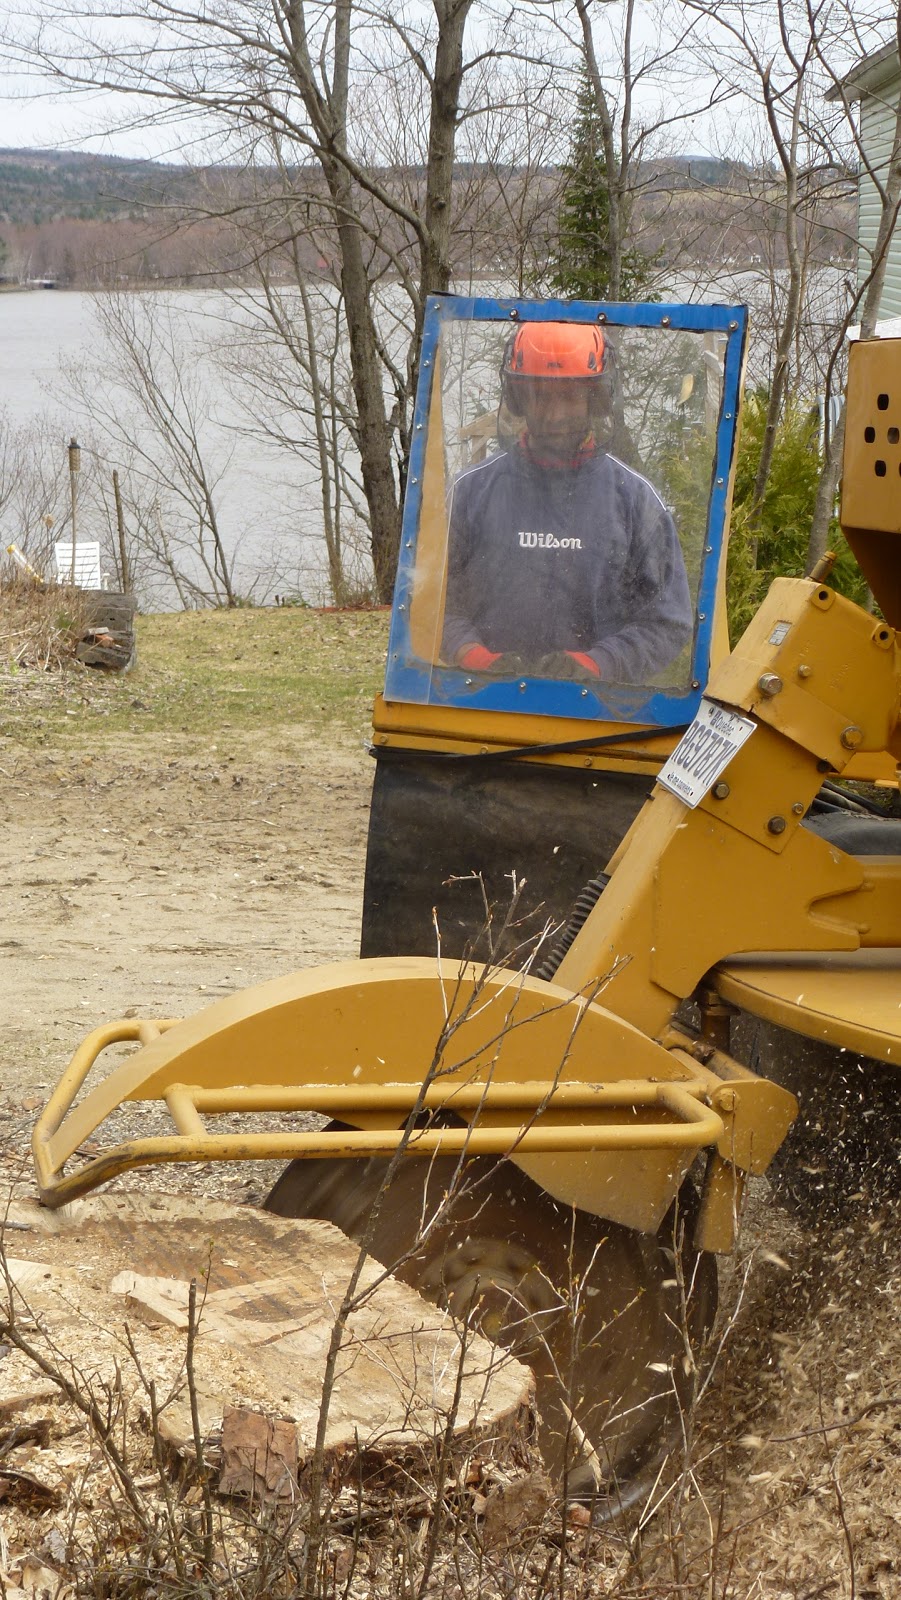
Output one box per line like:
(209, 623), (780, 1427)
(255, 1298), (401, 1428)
(2, 724), (901, 1596)
(0, 730), (372, 1202)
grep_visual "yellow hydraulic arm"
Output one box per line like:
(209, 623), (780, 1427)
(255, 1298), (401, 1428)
(554, 576), (901, 1029)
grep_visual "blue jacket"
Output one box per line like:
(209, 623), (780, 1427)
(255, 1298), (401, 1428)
(442, 447), (694, 683)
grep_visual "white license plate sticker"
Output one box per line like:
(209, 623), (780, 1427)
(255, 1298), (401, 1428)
(658, 700), (756, 808)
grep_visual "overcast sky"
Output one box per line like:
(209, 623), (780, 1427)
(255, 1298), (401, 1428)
(0, 3), (878, 171)
(0, 0), (723, 167)
(0, 63), (198, 163)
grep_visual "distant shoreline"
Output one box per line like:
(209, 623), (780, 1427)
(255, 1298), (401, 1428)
(0, 280), (68, 293)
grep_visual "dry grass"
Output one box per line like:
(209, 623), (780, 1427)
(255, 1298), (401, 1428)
(0, 580), (94, 673)
(1, 603), (390, 750)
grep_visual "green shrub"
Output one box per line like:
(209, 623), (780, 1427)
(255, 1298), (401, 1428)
(726, 392), (868, 640)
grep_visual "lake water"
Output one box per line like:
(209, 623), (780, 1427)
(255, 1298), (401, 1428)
(0, 272), (848, 607)
(0, 288), (335, 606)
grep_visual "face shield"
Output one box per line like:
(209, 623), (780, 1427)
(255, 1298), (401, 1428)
(385, 297), (747, 726)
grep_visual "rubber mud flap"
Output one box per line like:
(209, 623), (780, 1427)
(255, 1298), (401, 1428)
(360, 751), (651, 964)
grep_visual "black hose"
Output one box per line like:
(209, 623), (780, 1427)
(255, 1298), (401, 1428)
(373, 724), (687, 765)
(535, 872), (610, 982)
(809, 798), (855, 815)
(820, 779), (892, 817)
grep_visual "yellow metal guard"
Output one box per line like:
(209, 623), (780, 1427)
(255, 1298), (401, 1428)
(31, 958), (793, 1235)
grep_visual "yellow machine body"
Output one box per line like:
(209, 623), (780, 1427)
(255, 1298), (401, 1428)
(28, 326), (901, 1498)
(32, 957), (794, 1251)
(33, 567), (901, 1248)
(33, 339), (901, 1245)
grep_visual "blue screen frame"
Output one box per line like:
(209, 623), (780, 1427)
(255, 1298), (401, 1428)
(383, 294), (747, 727)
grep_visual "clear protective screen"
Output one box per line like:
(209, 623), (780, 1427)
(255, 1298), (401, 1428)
(403, 312), (727, 705)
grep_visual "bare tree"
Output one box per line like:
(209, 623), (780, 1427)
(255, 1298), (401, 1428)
(79, 449), (183, 609)
(452, 55), (567, 294)
(684, 0), (901, 562)
(540, 0), (728, 300)
(64, 291), (240, 607)
(682, 0), (847, 526)
(141, 28), (570, 602)
(10, 0), (538, 598)
(229, 274), (367, 606)
(199, 150), (374, 606)
(0, 411), (89, 578)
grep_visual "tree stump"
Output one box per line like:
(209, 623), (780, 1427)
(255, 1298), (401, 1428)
(2, 1194), (533, 1498)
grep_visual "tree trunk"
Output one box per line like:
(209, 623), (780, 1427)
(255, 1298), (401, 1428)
(330, 162), (402, 601)
(112, 469), (131, 594)
(750, 266), (802, 523)
(282, 0), (405, 600)
(414, 0), (473, 358)
(749, 64), (804, 528)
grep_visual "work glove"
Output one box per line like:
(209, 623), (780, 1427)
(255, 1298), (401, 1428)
(534, 651), (601, 681)
(457, 644), (526, 675)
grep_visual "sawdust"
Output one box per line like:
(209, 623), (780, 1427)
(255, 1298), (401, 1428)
(682, 1199), (901, 1598)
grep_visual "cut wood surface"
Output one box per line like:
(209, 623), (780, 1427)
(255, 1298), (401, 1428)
(1, 1193), (532, 1490)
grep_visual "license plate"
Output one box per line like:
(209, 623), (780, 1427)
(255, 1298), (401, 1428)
(658, 699), (756, 808)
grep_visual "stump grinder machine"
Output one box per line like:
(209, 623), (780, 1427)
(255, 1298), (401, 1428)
(32, 299), (901, 1503)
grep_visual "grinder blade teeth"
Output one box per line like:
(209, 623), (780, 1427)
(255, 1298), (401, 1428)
(265, 1141), (716, 1499)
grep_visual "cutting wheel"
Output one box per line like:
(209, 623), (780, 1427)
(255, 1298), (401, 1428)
(266, 1138), (716, 1498)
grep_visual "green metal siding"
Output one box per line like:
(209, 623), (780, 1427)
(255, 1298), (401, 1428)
(859, 80), (901, 319)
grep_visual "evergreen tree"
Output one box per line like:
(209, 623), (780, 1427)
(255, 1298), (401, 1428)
(550, 83), (658, 303)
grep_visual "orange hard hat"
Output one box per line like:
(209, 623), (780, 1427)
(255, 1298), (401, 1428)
(504, 321), (607, 379)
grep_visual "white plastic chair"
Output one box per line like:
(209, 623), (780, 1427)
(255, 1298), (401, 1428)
(54, 541), (102, 589)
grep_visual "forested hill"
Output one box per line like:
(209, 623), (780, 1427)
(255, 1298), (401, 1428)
(0, 146), (851, 288)
(0, 146), (743, 227)
(0, 148), (226, 224)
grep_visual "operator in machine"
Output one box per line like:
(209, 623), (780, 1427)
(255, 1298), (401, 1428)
(442, 321), (693, 685)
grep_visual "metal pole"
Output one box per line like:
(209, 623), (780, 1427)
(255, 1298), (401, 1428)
(68, 437), (81, 585)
